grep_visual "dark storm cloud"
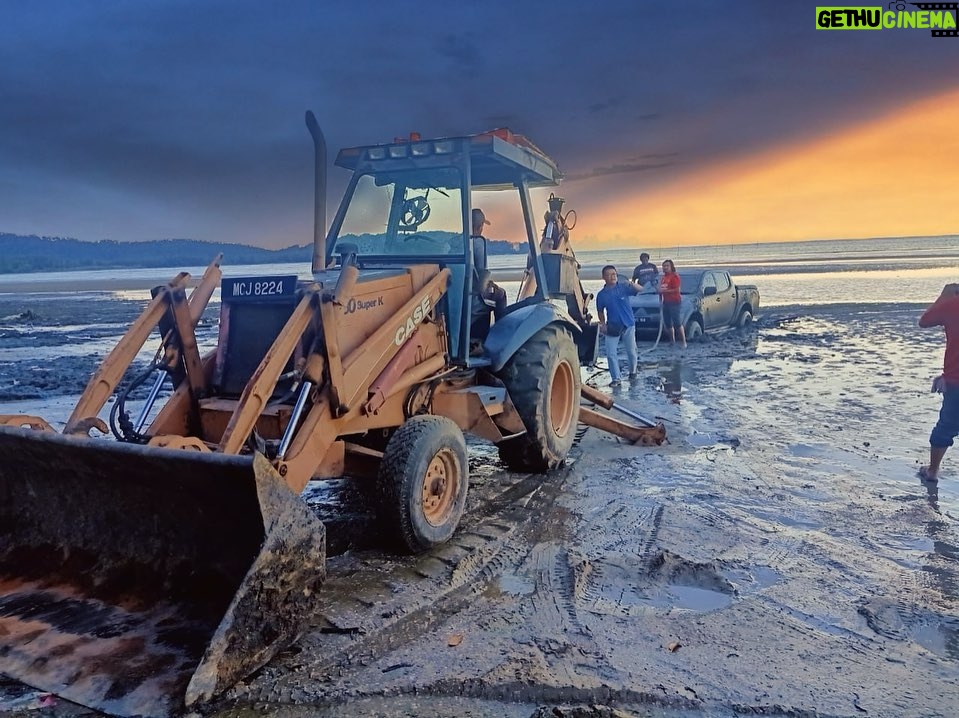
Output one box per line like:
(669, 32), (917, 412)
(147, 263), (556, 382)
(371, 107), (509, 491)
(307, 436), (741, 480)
(435, 34), (485, 78)
(589, 96), (626, 114)
(565, 153), (680, 182)
(1, 0), (958, 245)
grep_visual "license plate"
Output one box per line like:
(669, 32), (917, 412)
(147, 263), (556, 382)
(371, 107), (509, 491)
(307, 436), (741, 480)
(222, 275), (298, 302)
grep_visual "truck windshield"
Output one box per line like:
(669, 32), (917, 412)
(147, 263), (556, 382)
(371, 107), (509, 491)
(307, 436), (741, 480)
(331, 169), (465, 258)
(678, 271), (703, 294)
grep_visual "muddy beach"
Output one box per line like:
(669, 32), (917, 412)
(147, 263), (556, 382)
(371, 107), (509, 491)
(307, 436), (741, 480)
(0, 289), (957, 717)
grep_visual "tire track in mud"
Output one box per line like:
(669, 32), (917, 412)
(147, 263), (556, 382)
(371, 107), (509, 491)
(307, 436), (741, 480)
(573, 503), (665, 619)
(854, 508), (959, 662)
(676, 483), (936, 685)
(518, 544), (597, 682)
(227, 463), (578, 707)
(681, 499), (882, 647)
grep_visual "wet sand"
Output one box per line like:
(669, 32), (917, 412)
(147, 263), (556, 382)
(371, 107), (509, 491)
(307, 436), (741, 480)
(0, 292), (957, 717)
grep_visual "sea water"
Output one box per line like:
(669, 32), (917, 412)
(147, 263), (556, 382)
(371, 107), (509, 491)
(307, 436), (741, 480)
(2, 235), (956, 308)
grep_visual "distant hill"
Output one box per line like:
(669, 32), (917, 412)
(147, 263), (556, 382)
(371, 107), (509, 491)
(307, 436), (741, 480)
(0, 234), (310, 274)
(0, 233), (525, 274)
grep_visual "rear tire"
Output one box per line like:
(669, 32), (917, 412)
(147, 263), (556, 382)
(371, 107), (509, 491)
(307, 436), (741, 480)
(738, 309), (753, 329)
(685, 318), (704, 342)
(497, 324), (581, 472)
(378, 416), (468, 553)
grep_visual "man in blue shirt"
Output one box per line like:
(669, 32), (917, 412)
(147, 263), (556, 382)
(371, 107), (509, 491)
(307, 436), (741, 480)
(596, 265), (640, 386)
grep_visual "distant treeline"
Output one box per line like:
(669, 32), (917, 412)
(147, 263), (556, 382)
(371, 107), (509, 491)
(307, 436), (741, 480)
(0, 234), (309, 274)
(0, 233), (525, 274)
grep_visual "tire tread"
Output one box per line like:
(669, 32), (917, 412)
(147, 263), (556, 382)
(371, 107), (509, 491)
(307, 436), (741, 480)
(496, 325), (581, 472)
(378, 416), (467, 553)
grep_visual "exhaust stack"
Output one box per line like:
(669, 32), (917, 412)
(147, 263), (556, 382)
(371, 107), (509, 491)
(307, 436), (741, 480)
(306, 111), (327, 274)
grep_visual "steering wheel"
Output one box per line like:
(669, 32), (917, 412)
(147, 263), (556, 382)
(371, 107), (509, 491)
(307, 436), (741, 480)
(399, 196), (431, 229)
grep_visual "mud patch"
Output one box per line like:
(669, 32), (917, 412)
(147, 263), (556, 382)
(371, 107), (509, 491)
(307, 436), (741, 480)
(858, 599), (959, 660)
(3, 285), (959, 718)
(574, 549), (736, 617)
(0, 292), (219, 404)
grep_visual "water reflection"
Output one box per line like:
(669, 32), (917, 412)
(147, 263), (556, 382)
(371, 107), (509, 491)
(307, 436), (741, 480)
(649, 332), (759, 404)
(923, 475), (939, 513)
(660, 359), (683, 403)
(917, 476), (959, 660)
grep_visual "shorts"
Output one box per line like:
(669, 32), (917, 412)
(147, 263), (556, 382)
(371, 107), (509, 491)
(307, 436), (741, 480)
(662, 301), (682, 329)
(930, 383), (959, 448)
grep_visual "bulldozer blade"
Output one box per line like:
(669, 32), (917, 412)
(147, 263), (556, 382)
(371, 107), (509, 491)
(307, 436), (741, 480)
(0, 426), (326, 718)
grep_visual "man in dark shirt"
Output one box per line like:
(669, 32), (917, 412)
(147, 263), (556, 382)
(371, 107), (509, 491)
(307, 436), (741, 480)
(918, 282), (959, 481)
(632, 252), (658, 288)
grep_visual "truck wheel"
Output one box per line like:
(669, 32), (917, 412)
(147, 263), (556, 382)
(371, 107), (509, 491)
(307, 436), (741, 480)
(378, 416), (468, 553)
(685, 318), (704, 342)
(497, 324), (581, 472)
(738, 309), (753, 330)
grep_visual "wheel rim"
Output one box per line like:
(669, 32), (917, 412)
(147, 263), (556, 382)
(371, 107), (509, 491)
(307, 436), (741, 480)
(421, 448), (459, 527)
(549, 359), (576, 439)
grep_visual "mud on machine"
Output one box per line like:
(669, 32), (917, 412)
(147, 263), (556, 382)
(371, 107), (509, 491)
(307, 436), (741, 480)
(0, 114), (665, 716)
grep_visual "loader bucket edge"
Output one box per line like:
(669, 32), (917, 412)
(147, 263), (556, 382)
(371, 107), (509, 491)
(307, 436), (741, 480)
(186, 453), (326, 706)
(0, 427), (325, 718)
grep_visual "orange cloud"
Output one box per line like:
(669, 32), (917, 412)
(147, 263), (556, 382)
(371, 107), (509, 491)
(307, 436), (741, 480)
(574, 87), (959, 248)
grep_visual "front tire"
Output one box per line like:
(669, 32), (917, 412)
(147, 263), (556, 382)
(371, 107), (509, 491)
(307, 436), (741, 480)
(497, 324), (581, 472)
(378, 416), (468, 553)
(685, 318), (704, 342)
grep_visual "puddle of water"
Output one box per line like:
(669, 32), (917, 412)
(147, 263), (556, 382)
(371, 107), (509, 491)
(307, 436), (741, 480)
(780, 604), (856, 637)
(498, 573), (535, 596)
(886, 534), (935, 554)
(728, 565), (781, 592)
(751, 565), (781, 589)
(664, 584), (733, 612)
(302, 478), (380, 555)
(749, 506), (821, 530)
(912, 619), (959, 661)
(687, 432), (740, 449)
(789, 443), (824, 458)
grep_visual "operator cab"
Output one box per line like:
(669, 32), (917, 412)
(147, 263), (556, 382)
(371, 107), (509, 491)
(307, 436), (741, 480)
(321, 129), (561, 365)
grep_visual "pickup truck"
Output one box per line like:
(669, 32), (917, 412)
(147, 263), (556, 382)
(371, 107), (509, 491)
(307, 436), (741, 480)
(629, 269), (759, 340)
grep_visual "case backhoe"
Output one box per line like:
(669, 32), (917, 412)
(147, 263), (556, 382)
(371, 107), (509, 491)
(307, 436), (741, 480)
(0, 114), (664, 717)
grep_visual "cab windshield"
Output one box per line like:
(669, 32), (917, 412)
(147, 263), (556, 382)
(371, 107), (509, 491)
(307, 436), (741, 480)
(678, 271), (703, 294)
(330, 168), (465, 259)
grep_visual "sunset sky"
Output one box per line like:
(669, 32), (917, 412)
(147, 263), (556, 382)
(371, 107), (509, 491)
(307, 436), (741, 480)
(1, 1), (958, 250)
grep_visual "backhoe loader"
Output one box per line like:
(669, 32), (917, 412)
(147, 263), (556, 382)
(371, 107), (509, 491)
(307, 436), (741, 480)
(0, 114), (664, 717)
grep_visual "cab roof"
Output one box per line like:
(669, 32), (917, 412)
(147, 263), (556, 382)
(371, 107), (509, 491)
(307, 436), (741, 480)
(334, 128), (562, 189)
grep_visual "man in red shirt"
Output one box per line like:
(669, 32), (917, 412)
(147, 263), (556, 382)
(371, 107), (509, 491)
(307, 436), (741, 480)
(918, 282), (959, 481)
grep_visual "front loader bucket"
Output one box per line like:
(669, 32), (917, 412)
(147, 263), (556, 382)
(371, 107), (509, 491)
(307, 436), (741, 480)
(0, 427), (326, 717)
